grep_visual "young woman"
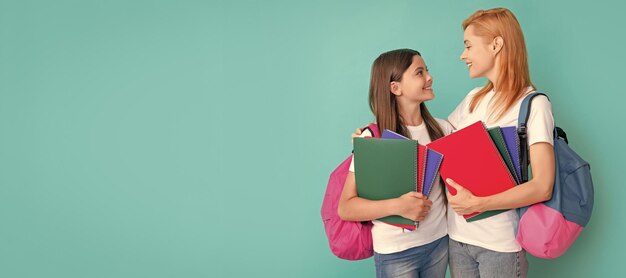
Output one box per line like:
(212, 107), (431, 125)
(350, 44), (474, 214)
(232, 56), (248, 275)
(445, 8), (555, 278)
(338, 48), (454, 278)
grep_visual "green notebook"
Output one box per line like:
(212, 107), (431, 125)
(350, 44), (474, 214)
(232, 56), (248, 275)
(488, 127), (519, 184)
(353, 138), (418, 227)
(467, 127), (518, 222)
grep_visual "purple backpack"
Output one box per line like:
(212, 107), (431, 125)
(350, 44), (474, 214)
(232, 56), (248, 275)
(321, 123), (379, 260)
(516, 93), (594, 259)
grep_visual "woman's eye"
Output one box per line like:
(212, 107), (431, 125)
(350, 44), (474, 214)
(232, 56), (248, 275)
(417, 71), (423, 76)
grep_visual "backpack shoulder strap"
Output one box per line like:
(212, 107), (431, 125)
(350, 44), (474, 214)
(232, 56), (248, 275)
(517, 92), (550, 182)
(351, 123), (380, 155)
(518, 92), (549, 130)
(363, 123), (380, 138)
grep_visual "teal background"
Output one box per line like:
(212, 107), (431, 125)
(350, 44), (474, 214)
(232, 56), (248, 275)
(0, 0), (622, 277)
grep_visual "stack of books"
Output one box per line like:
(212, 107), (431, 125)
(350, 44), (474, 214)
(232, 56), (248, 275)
(353, 130), (443, 230)
(354, 121), (522, 224)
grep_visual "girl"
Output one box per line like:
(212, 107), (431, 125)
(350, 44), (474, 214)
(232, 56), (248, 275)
(338, 49), (454, 278)
(445, 8), (555, 278)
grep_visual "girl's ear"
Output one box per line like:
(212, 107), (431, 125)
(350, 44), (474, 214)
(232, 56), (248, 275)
(390, 81), (402, 96)
(492, 36), (504, 55)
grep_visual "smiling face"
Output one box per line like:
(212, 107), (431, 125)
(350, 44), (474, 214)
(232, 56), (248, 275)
(392, 55), (434, 103)
(460, 24), (498, 80)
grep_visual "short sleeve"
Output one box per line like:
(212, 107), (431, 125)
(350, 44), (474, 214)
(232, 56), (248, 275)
(447, 100), (464, 129)
(448, 87), (480, 129)
(349, 128), (373, 172)
(526, 95), (555, 146)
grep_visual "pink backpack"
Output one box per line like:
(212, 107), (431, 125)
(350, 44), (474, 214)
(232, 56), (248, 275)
(321, 123), (379, 260)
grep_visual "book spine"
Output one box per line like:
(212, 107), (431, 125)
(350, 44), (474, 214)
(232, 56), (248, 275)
(491, 128), (519, 184)
(481, 123), (517, 186)
(414, 143), (419, 229)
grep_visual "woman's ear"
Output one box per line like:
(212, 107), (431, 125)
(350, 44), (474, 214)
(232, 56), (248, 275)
(492, 36), (504, 55)
(390, 81), (402, 96)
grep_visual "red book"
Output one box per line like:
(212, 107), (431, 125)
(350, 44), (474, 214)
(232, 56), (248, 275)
(417, 144), (427, 194)
(427, 121), (516, 219)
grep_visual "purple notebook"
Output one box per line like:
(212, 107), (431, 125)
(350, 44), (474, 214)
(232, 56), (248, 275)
(382, 129), (410, 140)
(423, 149), (443, 197)
(501, 126), (522, 183)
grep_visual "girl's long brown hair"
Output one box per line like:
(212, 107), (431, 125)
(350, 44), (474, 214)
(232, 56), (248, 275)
(463, 8), (534, 121)
(368, 49), (445, 142)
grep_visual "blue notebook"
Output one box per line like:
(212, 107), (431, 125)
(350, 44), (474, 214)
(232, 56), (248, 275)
(423, 149), (443, 197)
(382, 129), (410, 140)
(501, 126), (522, 183)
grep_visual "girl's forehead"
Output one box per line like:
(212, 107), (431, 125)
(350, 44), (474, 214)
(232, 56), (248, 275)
(411, 55), (426, 67)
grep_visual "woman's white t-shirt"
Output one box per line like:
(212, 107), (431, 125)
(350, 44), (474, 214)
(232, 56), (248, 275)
(446, 87), (555, 252)
(349, 119), (454, 254)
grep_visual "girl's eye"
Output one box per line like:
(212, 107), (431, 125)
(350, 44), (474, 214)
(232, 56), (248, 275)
(417, 71), (423, 76)
(465, 46), (471, 50)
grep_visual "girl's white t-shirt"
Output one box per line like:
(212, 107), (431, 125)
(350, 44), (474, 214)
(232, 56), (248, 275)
(349, 119), (454, 254)
(446, 87), (554, 252)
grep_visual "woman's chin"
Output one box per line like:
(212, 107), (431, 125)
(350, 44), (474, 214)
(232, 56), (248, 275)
(468, 69), (482, 79)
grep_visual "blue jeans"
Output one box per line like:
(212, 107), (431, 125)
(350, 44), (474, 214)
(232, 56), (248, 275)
(374, 235), (448, 278)
(448, 238), (528, 278)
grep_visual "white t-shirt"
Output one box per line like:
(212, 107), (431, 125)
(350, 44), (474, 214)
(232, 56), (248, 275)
(446, 87), (554, 252)
(349, 119), (454, 254)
